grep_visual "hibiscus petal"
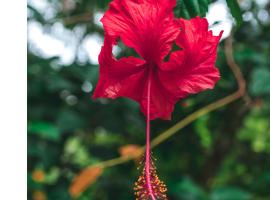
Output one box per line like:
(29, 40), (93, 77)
(101, 0), (180, 63)
(140, 70), (178, 120)
(158, 17), (222, 102)
(177, 16), (223, 66)
(93, 36), (147, 102)
(159, 50), (185, 71)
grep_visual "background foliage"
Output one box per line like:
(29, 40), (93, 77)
(28, 0), (270, 199)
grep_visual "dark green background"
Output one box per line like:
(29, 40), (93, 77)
(28, 0), (270, 199)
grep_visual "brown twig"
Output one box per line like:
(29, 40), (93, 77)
(225, 34), (246, 95)
(62, 12), (93, 25)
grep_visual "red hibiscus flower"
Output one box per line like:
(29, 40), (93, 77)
(93, 0), (223, 199)
(93, 0), (222, 120)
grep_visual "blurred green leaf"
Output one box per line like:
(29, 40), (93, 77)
(28, 121), (60, 141)
(195, 115), (212, 150)
(171, 177), (208, 200)
(63, 137), (93, 167)
(45, 167), (60, 184)
(250, 171), (270, 196)
(210, 187), (251, 200)
(47, 75), (75, 92)
(27, 5), (45, 24)
(93, 127), (124, 146)
(56, 109), (84, 132)
(250, 68), (270, 96)
(175, 0), (209, 18)
(238, 108), (270, 153)
(226, 0), (243, 27)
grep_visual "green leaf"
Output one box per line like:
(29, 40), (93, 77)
(63, 137), (92, 167)
(195, 115), (212, 150)
(199, 0), (210, 16)
(175, 0), (210, 18)
(250, 68), (270, 96)
(175, 0), (190, 18)
(171, 177), (208, 200)
(44, 167), (60, 184)
(238, 109), (270, 153)
(56, 109), (85, 132)
(226, 0), (243, 27)
(184, 0), (200, 17)
(210, 187), (252, 200)
(28, 121), (60, 141)
(27, 5), (45, 24)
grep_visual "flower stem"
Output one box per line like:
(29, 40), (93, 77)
(145, 69), (156, 200)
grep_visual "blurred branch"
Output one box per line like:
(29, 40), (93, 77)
(59, 0), (93, 25)
(225, 34), (246, 96)
(71, 32), (249, 196)
(93, 153), (142, 168)
(62, 12), (92, 25)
